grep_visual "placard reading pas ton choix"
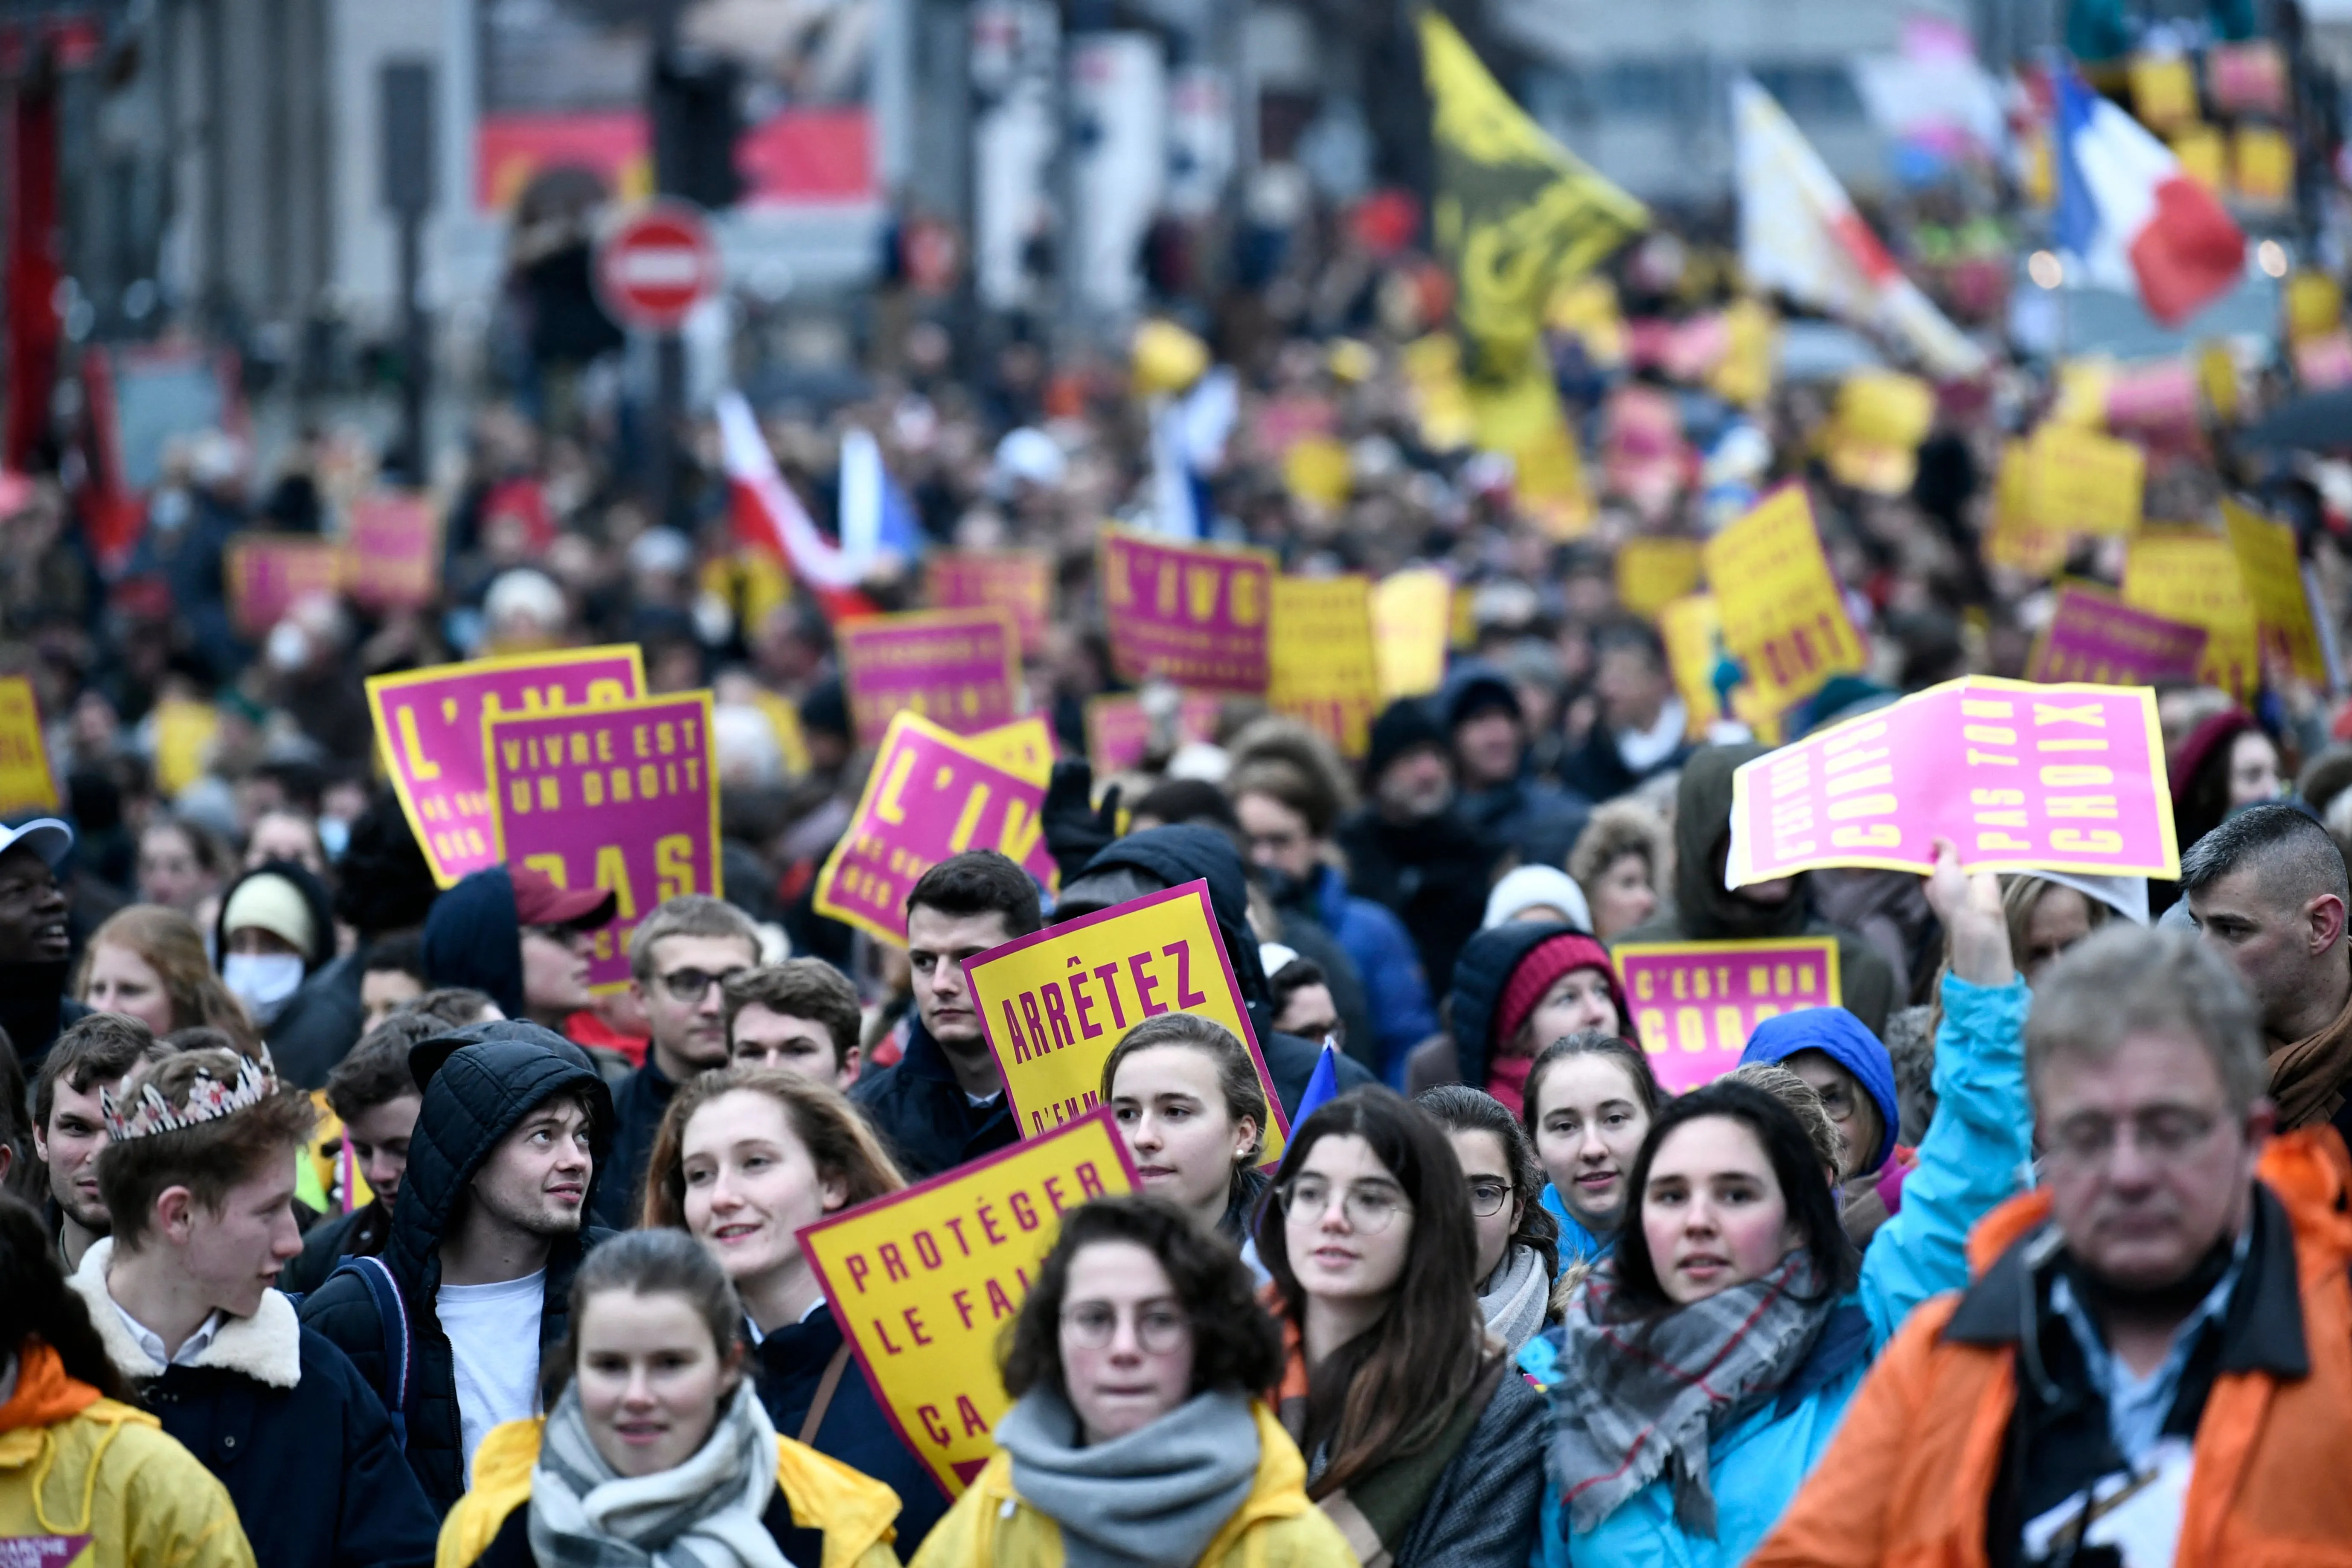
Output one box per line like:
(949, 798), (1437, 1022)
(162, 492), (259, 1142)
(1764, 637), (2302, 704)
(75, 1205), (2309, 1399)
(1725, 676), (2178, 885)
(798, 1110), (1137, 1499)
(483, 691), (721, 990)
(962, 881), (1291, 1159)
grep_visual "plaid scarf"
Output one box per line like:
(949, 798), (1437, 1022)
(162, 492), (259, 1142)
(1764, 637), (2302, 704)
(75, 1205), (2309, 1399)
(527, 1380), (789, 1568)
(1544, 1251), (1835, 1538)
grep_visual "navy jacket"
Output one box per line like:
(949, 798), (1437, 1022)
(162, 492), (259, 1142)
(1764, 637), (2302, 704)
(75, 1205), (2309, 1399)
(72, 1252), (439, 1568)
(849, 1020), (1017, 1182)
(281, 1196), (391, 1297)
(301, 1024), (616, 1513)
(753, 1302), (950, 1551)
(591, 1057), (677, 1230)
(420, 867), (527, 1020)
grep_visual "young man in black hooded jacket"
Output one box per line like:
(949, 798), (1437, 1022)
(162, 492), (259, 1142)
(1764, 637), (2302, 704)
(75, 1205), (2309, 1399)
(299, 1019), (614, 1512)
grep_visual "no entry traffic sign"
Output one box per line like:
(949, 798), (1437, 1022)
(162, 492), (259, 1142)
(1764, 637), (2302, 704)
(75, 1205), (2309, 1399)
(596, 201), (722, 332)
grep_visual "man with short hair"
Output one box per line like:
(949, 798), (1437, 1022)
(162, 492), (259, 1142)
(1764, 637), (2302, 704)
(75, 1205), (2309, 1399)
(1755, 923), (2352, 1566)
(726, 957), (863, 1086)
(69, 1042), (439, 1566)
(849, 851), (1041, 1179)
(2179, 800), (2352, 1140)
(1442, 661), (1591, 870)
(32, 1012), (164, 1269)
(590, 894), (762, 1228)
(1334, 699), (1501, 995)
(0, 816), (90, 1068)
(280, 1011), (437, 1295)
(300, 1019), (613, 1513)
(1561, 620), (1696, 802)
(358, 930), (429, 1031)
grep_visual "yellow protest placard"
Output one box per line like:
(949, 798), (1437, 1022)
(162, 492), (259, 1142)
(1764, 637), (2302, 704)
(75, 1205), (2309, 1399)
(2222, 498), (2326, 684)
(2197, 341), (2239, 424)
(1370, 569), (1452, 700)
(2129, 53), (2198, 130)
(1658, 595), (1724, 739)
(1268, 575), (1380, 757)
(799, 1111), (1137, 1498)
(2288, 271), (2344, 346)
(744, 689), (811, 780)
(1986, 440), (2069, 576)
(962, 715), (1056, 786)
(1400, 334), (1475, 452)
(1618, 538), (1706, 622)
(2232, 125), (2294, 207)
(1702, 486), (1866, 719)
(2050, 361), (2114, 429)
(0, 676), (56, 814)
(2170, 124), (2227, 192)
(2124, 529), (2259, 700)
(963, 881), (1291, 1158)
(2029, 425), (2145, 537)
(1283, 436), (1352, 509)
(1824, 370), (1935, 495)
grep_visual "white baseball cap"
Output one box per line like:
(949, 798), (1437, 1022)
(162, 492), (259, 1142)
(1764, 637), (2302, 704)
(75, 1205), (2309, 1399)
(0, 817), (73, 868)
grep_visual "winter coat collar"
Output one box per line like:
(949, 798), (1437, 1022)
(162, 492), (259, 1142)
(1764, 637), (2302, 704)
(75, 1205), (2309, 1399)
(68, 1237), (302, 1389)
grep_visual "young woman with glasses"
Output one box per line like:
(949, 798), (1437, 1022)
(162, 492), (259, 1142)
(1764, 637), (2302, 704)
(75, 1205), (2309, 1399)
(1520, 842), (2041, 1568)
(1100, 1013), (1270, 1242)
(1255, 1087), (1545, 1568)
(1416, 1085), (1562, 1353)
(911, 1195), (1354, 1568)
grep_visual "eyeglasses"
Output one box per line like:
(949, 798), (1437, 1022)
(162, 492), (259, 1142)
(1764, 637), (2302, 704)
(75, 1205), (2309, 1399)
(1279, 1175), (1411, 1234)
(1809, 1079), (1858, 1118)
(1467, 1179), (1513, 1218)
(1061, 1301), (1191, 1353)
(2044, 1106), (2223, 1167)
(656, 966), (750, 1003)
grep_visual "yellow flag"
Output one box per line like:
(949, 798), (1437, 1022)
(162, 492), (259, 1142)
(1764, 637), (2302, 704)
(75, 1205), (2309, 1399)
(1422, 10), (1646, 354)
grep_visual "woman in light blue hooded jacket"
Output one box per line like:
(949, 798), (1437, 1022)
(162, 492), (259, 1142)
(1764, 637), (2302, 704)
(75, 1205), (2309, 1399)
(1518, 843), (2035, 1568)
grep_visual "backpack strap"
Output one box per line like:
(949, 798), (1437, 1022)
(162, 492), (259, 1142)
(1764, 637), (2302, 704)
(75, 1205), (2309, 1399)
(797, 1341), (853, 1446)
(329, 1254), (414, 1449)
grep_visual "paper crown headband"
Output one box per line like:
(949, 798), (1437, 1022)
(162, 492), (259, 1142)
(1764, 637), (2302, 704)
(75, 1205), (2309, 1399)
(101, 1048), (279, 1142)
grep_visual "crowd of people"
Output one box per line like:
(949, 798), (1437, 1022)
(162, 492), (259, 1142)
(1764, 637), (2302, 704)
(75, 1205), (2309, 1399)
(3, 101), (2352, 1563)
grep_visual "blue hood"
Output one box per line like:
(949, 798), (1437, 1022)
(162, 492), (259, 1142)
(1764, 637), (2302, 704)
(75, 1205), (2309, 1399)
(1739, 1007), (1901, 1172)
(420, 865), (523, 1020)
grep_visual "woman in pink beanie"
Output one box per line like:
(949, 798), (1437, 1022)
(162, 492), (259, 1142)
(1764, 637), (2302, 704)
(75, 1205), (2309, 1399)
(1407, 922), (1632, 1115)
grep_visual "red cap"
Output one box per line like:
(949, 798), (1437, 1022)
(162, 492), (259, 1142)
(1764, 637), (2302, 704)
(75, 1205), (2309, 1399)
(1497, 933), (1625, 1050)
(509, 863), (616, 928)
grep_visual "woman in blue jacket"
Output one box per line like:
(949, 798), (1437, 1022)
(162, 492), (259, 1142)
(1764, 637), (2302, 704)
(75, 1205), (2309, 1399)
(1519, 841), (2033, 1568)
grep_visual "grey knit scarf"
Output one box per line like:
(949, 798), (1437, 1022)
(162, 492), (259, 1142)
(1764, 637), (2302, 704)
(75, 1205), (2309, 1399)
(1545, 1251), (1835, 1538)
(1478, 1244), (1552, 1355)
(528, 1380), (789, 1568)
(995, 1387), (1259, 1568)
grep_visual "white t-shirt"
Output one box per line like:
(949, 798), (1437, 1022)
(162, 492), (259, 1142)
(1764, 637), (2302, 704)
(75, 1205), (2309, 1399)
(438, 1270), (546, 1481)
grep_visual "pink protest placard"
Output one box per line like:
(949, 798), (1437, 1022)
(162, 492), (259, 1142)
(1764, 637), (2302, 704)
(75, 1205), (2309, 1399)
(925, 550), (1053, 656)
(814, 712), (1057, 946)
(345, 492), (442, 611)
(367, 647), (646, 887)
(484, 691), (721, 991)
(1082, 692), (1223, 777)
(1615, 937), (1843, 1094)
(837, 609), (1024, 749)
(2026, 585), (2208, 685)
(1725, 676), (2179, 884)
(224, 534), (344, 637)
(1098, 528), (1275, 694)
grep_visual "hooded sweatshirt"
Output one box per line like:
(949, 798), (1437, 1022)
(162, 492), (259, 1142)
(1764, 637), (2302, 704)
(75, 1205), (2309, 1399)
(1071, 826), (1375, 1115)
(298, 1022), (614, 1513)
(1420, 921), (1630, 1102)
(215, 860), (344, 1083)
(420, 867), (526, 1021)
(1738, 1007), (1902, 1172)
(1617, 744), (1898, 1036)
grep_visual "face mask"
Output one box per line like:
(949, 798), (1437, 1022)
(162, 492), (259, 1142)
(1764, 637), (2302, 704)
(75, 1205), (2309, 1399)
(317, 816), (350, 861)
(265, 622), (309, 672)
(223, 952), (305, 1024)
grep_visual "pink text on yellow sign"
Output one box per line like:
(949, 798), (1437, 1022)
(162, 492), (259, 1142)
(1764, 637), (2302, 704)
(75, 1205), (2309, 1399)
(962, 881), (1290, 1159)
(798, 1110), (1137, 1498)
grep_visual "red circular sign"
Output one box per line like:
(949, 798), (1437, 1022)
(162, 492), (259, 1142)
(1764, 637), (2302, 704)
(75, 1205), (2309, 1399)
(596, 201), (723, 332)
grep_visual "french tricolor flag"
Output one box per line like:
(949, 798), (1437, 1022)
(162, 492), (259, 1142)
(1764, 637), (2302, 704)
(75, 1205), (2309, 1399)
(2054, 70), (2245, 327)
(717, 390), (921, 623)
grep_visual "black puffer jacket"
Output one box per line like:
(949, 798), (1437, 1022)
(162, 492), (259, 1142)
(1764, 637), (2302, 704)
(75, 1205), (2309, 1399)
(299, 1021), (615, 1513)
(1073, 826), (1375, 1114)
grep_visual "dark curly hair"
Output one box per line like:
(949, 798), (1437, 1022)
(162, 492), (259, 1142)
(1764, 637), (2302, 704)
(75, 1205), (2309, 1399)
(0, 1192), (135, 1402)
(1607, 1079), (1860, 1321)
(999, 1195), (1281, 1405)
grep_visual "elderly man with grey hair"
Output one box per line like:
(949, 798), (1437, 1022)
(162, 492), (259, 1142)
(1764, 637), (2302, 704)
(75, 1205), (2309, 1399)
(1755, 922), (2352, 1568)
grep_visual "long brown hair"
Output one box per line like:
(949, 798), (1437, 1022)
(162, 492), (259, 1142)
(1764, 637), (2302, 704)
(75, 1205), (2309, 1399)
(641, 1062), (905, 1230)
(1255, 1087), (1487, 1500)
(77, 905), (259, 1051)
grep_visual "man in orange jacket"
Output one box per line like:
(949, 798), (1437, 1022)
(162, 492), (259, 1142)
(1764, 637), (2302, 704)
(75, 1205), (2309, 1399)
(1753, 922), (2352, 1568)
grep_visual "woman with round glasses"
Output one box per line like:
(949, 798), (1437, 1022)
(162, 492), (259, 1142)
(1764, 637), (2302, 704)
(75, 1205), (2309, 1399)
(1416, 1085), (1561, 1352)
(913, 1194), (1352, 1568)
(1256, 1087), (1544, 1568)
(1100, 1013), (1270, 1241)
